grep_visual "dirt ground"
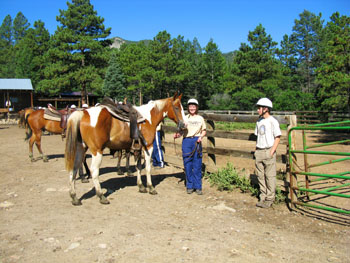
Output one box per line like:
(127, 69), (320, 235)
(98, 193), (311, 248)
(0, 125), (349, 263)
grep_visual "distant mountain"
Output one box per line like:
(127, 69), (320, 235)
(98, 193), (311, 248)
(110, 37), (234, 61)
(109, 36), (151, 49)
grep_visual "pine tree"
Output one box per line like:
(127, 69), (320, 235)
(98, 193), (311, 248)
(15, 20), (50, 86)
(231, 24), (282, 110)
(0, 15), (15, 77)
(102, 50), (127, 102)
(118, 42), (152, 104)
(202, 39), (226, 109)
(13, 12), (30, 44)
(290, 10), (324, 95)
(40, 0), (111, 103)
(317, 12), (350, 113)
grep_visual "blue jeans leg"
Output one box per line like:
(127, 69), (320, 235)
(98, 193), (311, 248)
(182, 137), (202, 190)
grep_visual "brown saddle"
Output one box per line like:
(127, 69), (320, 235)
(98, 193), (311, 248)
(100, 97), (147, 148)
(45, 104), (74, 137)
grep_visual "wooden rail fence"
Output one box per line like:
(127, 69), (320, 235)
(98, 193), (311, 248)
(162, 113), (297, 173)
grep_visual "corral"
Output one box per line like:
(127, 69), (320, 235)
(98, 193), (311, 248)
(0, 123), (349, 262)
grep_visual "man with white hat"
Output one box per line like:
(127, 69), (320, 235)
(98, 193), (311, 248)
(254, 98), (281, 208)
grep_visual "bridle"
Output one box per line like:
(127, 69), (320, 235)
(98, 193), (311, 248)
(170, 98), (186, 158)
(170, 98), (185, 132)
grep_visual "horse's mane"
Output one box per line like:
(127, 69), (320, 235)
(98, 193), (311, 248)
(135, 99), (167, 125)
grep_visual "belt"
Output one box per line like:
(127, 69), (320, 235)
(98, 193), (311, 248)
(256, 147), (271, 150)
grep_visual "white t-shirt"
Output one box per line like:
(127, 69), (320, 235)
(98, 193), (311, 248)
(184, 114), (206, 137)
(255, 116), (281, 149)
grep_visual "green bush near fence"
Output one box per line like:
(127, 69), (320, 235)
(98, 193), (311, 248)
(204, 163), (286, 204)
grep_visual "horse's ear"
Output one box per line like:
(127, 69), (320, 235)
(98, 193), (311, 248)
(172, 91), (178, 100)
(177, 93), (183, 100)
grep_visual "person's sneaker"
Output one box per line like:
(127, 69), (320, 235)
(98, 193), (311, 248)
(260, 200), (273, 208)
(195, 189), (203, 195)
(187, 189), (194, 194)
(256, 200), (265, 208)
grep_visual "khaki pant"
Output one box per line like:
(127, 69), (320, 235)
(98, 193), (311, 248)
(254, 148), (276, 202)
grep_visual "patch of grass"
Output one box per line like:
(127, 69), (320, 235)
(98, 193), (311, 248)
(165, 119), (287, 131)
(215, 121), (288, 131)
(215, 122), (256, 131)
(204, 163), (286, 203)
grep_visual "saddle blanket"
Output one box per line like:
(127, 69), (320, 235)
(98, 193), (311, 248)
(43, 113), (60, 122)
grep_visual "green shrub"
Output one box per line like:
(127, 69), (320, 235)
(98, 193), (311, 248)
(204, 163), (286, 203)
(204, 163), (258, 195)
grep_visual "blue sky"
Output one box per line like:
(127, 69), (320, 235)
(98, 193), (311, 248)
(0, 0), (349, 53)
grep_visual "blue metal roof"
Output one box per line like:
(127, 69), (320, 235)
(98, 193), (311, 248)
(0, 79), (33, 90)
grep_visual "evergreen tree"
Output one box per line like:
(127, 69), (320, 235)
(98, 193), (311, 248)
(231, 24), (282, 110)
(317, 12), (350, 113)
(184, 37), (202, 103)
(118, 42), (152, 104)
(102, 50), (127, 102)
(0, 15), (15, 77)
(40, 0), (111, 103)
(290, 10), (324, 96)
(149, 31), (174, 99)
(13, 12), (30, 44)
(202, 39), (226, 109)
(15, 20), (50, 86)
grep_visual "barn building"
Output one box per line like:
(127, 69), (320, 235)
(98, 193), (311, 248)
(0, 79), (33, 113)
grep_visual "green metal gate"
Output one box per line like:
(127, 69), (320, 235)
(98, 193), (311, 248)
(288, 120), (350, 214)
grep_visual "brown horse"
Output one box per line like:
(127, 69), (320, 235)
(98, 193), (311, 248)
(65, 93), (186, 205)
(25, 107), (69, 162)
(110, 149), (132, 176)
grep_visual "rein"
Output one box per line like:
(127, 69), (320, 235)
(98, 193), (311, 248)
(183, 141), (201, 160)
(173, 138), (201, 160)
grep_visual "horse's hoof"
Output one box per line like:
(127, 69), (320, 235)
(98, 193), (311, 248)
(149, 189), (158, 195)
(117, 170), (123, 175)
(81, 178), (89, 183)
(30, 158), (36, 162)
(99, 196), (110, 205)
(72, 199), (82, 206)
(43, 156), (49, 162)
(138, 187), (147, 193)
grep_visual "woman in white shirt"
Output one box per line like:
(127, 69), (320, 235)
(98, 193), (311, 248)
(174, 98), (206, 195)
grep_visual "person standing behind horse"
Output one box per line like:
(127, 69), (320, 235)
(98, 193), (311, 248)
(174, 98), (206, 195)
(152, 121), (165, 168)
(254, 98), (281, 208)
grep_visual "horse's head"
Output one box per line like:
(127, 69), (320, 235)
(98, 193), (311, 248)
(167, 93), (186, 132)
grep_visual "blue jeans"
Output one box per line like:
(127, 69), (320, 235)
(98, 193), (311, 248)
(182, 137), (202, 190)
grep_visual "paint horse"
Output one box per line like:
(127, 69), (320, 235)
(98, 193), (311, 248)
(65, 93), (186, 205)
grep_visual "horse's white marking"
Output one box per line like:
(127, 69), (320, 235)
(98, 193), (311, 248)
(86, 107), (102, 127)
(134, 101), (156, 125)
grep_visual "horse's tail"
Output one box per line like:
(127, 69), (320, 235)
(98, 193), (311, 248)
(65, 111), (84, 172)
(24, 113), (32, 141)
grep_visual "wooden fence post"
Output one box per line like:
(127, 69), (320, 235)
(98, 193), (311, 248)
(205, 119), (216, 172)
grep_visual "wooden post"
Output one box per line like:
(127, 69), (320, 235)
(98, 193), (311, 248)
(205, 119), (216, 172)
(30, 91), (33, 107)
